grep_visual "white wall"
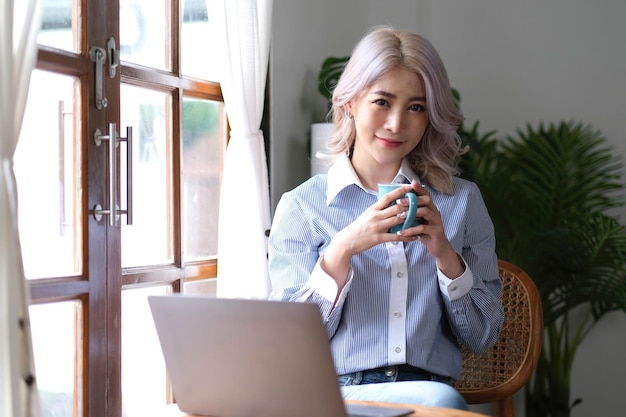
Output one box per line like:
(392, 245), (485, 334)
(270, 1), (626, 416)
(420, 0), (626, 225)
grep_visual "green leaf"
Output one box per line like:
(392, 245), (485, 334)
(458, 112), (626, 417)
(317, 56), (350, 106)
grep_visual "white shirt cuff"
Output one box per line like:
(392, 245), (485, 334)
(437, 256), (473, 301)
(309, 256), (353, 305)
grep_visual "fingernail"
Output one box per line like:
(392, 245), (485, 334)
(397, 211), (407, 218)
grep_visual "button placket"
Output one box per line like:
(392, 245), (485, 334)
(385, 241), (408, 364)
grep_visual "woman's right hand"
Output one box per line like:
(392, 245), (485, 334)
(320, 183), (419, 289)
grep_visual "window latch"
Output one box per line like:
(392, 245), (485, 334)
(89, 38), (119, 110)
(89, 46), (107, 109)
(107, 37), (120, 78)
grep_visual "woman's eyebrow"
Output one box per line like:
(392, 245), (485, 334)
(371, 90), (426, 102)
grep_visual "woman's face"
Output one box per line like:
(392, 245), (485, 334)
(347, 66), (429, 173)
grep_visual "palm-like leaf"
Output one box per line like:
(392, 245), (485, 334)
(473, 121), (626, 316)
(542, 213), (626, 324)
(317, 56), (350, 107)
(490, 122), (626, 315)
(460, 119), (626, 417)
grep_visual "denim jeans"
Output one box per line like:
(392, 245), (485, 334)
(337, 364), (453, 386)
(338, 365), (469, 411)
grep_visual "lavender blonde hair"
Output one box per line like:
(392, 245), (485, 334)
(323, 25), (465, 194)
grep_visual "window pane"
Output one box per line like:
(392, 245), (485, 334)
(121, 85), (173, 267)
(15, 70), (82, 279)
(31, 301), (82, 417)
(183, 278), (217, 294)
(182, 98), (221, 260)
(122, 286), (169, 417)
(39, 0), (77, 52)
(120, 0), (168, 71)
(181, 0), (220, 82)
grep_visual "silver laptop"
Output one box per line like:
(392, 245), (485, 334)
(148, 295), (413, 417)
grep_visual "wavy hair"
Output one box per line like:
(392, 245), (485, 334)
(323, 25), (465, 194)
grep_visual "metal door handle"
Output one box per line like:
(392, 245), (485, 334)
(93, 123), (133, 226)
(58, 100), (72, 235)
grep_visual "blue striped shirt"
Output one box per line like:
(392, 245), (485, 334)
(268, 155), (504, 380)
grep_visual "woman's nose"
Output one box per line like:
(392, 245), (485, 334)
(385, 109), (404, 133)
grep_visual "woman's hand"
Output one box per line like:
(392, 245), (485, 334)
(338, 183), (422, 253)
(396, 181), (465, 279)
(321, 183), (419, 289)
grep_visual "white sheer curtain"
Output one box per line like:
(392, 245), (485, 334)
(0, 1), (41, 416)
(213, 0), (273, 298)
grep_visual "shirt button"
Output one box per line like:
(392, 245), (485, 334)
(384, 366), (396, 376)
(450, 286), (457, 291)
(395, 347), (402, 353)
(394, 311), (402, 318)
(396, 272), (403, 278)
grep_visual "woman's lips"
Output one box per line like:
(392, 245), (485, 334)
(377, 136), (404, 148)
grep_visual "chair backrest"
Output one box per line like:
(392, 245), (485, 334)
(454, 260), (543, 417)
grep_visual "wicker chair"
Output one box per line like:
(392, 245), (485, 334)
(455, 260), (543, 417)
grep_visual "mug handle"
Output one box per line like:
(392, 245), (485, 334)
(402, 192), (418, 230)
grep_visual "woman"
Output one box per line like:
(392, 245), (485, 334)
(268, 25), (504, 410)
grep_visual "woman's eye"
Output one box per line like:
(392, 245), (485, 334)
(373, 98), (389, 106)
(409, 104), (426, 112)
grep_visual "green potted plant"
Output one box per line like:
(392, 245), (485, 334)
(310, 56), (349, 176)
(317, 56), (350, 112)
(460, 118), (626, 417)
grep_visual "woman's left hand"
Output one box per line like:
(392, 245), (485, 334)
(397, 181), (465, 278)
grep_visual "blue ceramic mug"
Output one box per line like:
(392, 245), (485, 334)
(377, 183), (419, 233)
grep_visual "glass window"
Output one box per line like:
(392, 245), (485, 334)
(120, 0), (168, 70)
(15, 70), (82, 279)
(182, 97), (222, 260)
(39, 0), (77, 51)
(30, 1), (227, 415)
(121, 286), (170, 417)
(181, 0), (221, 82)
(31, 301), (82, 417)
(121, 85), (173, 268)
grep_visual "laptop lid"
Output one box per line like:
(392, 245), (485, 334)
(148, 295), (351, 417)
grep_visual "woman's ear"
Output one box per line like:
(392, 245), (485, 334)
(344, 103), (353, 118)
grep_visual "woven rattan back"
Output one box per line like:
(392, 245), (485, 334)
(455, 260), (543, 417)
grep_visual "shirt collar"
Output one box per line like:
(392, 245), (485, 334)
(395, 158), (421, 185)
(326, 155), (421, 205)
